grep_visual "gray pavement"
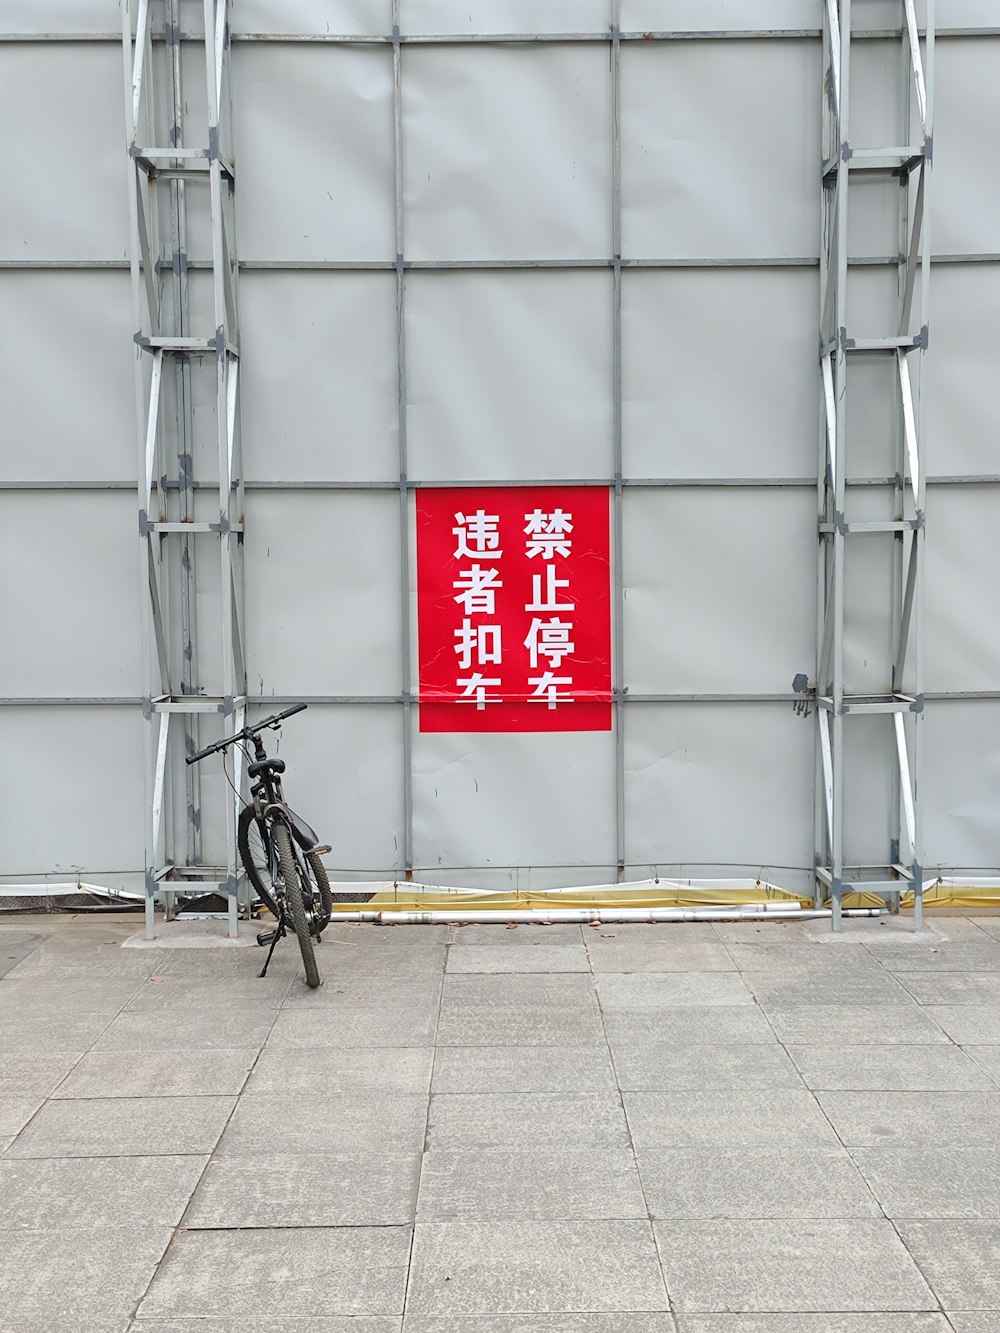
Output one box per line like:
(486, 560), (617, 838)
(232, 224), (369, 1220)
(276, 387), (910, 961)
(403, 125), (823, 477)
(2, 909), (1000, 1330)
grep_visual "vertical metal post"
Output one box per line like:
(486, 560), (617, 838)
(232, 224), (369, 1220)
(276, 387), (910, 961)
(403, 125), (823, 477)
(392, 1), (414, 878)
(610, 4), (625, 879)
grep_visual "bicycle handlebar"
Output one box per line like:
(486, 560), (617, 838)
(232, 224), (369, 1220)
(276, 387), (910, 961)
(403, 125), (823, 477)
(186, 702), (307, 765)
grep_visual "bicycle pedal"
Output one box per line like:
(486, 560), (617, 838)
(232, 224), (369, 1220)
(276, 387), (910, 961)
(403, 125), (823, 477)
(256, 929), (278, 947)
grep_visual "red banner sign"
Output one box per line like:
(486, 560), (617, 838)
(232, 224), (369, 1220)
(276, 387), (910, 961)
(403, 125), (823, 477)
(416, 487), (612, 732)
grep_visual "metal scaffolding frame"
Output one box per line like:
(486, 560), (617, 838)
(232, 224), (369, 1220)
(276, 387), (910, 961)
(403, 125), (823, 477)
(817, 1), (934, 927)
(122, 0), (245, 936)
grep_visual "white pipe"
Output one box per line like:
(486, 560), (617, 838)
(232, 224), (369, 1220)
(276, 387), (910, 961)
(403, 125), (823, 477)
(331, 906), (885, 925)
(0, 883), (142, 900)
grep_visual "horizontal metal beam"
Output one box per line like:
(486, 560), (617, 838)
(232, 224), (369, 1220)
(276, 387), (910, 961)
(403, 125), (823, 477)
(4, 27), (996, 43)
(6, 474), (1000, 493)
(4, 253), (1000, 272)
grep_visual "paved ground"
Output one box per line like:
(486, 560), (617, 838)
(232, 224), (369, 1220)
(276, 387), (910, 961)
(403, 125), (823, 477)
(4, 908), (1000, 1331)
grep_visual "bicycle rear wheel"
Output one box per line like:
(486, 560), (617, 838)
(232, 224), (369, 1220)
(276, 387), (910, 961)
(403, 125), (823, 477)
(303, 851), (333, 935)
(237, 805), (280, 919)
(273, 822), (321, 988)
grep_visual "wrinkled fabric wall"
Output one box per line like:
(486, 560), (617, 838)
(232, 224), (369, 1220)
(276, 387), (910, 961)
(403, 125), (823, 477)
(2, 3), (998, 891)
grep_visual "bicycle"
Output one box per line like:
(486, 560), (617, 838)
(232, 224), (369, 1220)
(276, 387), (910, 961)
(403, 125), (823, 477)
(187, 703), (333, 987)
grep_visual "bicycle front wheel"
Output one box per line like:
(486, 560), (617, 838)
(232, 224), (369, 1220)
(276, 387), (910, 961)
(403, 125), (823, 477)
(273, 822), (321, 988)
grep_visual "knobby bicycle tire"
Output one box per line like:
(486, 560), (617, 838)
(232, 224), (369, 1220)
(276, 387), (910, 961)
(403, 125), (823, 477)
(273, 822), (321, 988)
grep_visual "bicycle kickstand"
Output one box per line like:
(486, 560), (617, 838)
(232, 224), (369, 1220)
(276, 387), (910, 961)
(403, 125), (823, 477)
(258, 917), (285, 979)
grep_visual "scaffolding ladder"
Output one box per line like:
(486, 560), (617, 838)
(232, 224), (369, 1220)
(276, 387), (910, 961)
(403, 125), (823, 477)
(817, 0), (933, 929)
(122, 0), (246, 937)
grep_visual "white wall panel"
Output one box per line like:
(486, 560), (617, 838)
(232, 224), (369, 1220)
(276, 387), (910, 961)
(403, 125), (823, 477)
(934, 39), (1000, 256)
(624, 704), (815, 884)
(623, 489), (816, 694)
(412, 729), (617, 876)
(233, 1), (386, 35)
(930, 266), (1000, 478)
(1, 273), (135, 482)
(402, 45), (611, 261)
(244, 491), (402, 696)
(240, 273), (398, 483)
(0, 493), (140, 697)
(406, 271), (612, 480)
(0, 707), (144, 877)
(2, 43), (126, 260)
(621, 268), (817, 480)
(925, 703), (1000, 870)
(402, 1), (608, 35)
(925, 486), (1000, 694)
(233, 44), (395, 263)
(621, 41), (819, 259)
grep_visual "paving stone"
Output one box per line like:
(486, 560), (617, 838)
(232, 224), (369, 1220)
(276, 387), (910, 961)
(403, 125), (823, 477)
(94, 1008), (275, 1051)
(744, 971), (914, 1006)
(0, 1226), (172, 1328)
(0, 1155), (207, 1228)
(431, 1045), (616, 1094)
(865, 941), (1000, 972)
(448, 924), (586, 946)
(216, 1092), (428, 1154)
(437, 1005), (604, 1047)
(596, 972), (753, 1009)
(896, 1219), (1000, 1309)
(711, 921), (818, 943)
(406, 1220), (667, 1315)
(133, 1321), (402, 1332)
(0, 975), (144, 1014)
(0, 1052), (84, 1097)
(854, 1147), (1000, 1218)
(125, 975), (294, 1010)
(763, 1004), (947, 1045)
(2, 943), (161, 978)
(139, 1226), (411, 1319)
(624, 1089), (839, 1149)
(637, 1145), (879, 1219)
(0, 1096), (42, 1138)
(727, 942), (881, 971)
(0, 1137), (12, 1154)
(404, 1318), (674, 1332)
(52, 1049), (255, 1098)
(427, 1092), (628, 1151)
(611, 1043), (801, 1091)
(437, 975), (602, 1047)
(925, 1006), (1000, 1044)
(417, 1149), (646, 1221)
(446, 945), (589, 973)
(280, 980), (442, 1011)
(443, 973), (598, 1006)
(184, 1152), (421, 1227)
(655, 1218), (935, 1312)
(818, 1091), (1000, 1148)
(584, 937), (735, 973)
(602, 1005), (777, 1046)
(133, 1322), (401, 1333)
(0, 1011), (117, 1052)
(248, 1046), (434, 1095)
(5, 1095), (235, 1158)
(133, 1317), (402, 1327)
(897, 972), (1000, 1005)
(267, 1006), (438, 1048)
(963, 1045), (1000, 1085)
(787, 1043), (994, 1091)
(674, 1318), (952, 1332)
(947, 1317), (1000, 1333)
